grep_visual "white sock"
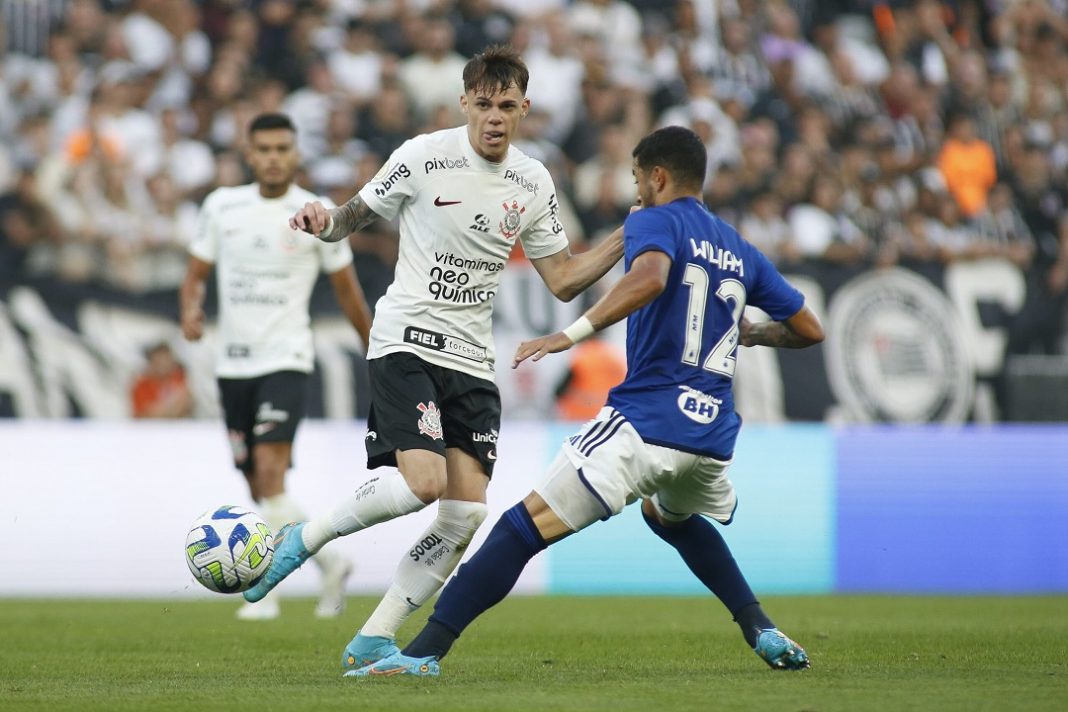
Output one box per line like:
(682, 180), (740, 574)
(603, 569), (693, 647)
(360, 499), (488, 639)
(301, 471), (426, 554)
(261, 492), (340, 573)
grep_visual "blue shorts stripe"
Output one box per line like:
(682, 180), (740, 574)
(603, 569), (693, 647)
(575, 409), (618, 452)
(581, 415), (626, 457)
(575, 467), (613, 520)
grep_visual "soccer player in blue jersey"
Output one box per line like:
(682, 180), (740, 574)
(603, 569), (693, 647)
(349, 125), (824, 677)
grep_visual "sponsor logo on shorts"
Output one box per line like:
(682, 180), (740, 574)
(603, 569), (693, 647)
(472, 428), (497, 443)
(417, 401), (444, 440)
(365, 430), (377, 441)
(253, 402), (290, 435)
(677, 386), (721, 424)
(404, 326), (488, 363)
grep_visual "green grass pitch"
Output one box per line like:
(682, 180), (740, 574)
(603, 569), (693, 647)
(2, 595), (1065, 712)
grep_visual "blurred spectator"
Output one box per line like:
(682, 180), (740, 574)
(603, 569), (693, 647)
(0, 170), (63, 278)
(398, 14), (467, 123)
(788, 174), (869, 264)
(453, 0), (515, 58)
(739, 189), (798, 266)
(937, 112), (996, 218)
(554, 336), (627, 421)
(328, 18), (384, 107)
(130, 341), (193, 419)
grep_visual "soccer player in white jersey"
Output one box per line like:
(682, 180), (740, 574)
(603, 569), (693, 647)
(241, 46), (625, 670)
(350, 126), (823, 677)
(180, 113), (373, 620)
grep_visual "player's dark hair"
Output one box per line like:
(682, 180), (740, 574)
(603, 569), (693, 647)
(632, 126), (707, 190)
(248, 113), (296, 137)
(463, 44), (529, 96)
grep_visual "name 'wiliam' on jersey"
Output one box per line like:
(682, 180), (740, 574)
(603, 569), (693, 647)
(358, 126), (569, 380)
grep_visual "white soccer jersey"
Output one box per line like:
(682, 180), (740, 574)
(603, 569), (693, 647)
(359, 126), (569, 379)
(191, 183), (352, 378)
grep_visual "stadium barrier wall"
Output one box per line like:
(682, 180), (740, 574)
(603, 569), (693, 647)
(1, 422), (1065, 597)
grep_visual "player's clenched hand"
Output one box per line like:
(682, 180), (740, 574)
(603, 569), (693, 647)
(739, 316), (754, 347)
(512, 332), (574, 369)
(181, 307), (204, 341)
(289, 201), (332, 236)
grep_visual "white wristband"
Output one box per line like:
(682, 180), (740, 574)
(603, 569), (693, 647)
(318, 214), (336, 242)
(562, 316), (595, 344)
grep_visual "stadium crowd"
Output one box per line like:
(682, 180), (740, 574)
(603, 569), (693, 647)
(0, 0), (1066, 353)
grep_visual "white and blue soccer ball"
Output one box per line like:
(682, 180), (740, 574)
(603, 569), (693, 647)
(185, 506), (274, 594)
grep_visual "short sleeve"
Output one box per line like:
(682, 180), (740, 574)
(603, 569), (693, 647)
(744, 243), (804, 321)
(189, 190), (221, 263)
(623, 208), (676, 262)
(357, 138), (421, 221)
(518, 172), (570, 260)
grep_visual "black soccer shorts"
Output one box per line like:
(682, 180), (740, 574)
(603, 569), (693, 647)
(366, 352), (501, 477)
(217, 370), (309, 473)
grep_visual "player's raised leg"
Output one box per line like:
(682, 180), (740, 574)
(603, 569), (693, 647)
(641, 497), (809, 670)
(243, 459), (432, 603)
(348, 450), (589, 677)
(342, 448), (488, 671)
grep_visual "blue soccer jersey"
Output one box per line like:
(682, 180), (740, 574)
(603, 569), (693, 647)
(605, 197), (804, 459)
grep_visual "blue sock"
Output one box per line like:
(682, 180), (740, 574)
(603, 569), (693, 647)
(403, 503), (547, 660)
(642, 509), (773, 646)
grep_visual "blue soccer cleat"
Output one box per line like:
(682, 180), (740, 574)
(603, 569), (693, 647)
(754, 628), (810, 670)
(343, 651), (440, 678)
(341, 631), (401, 673)
(243, 522), (310, 603)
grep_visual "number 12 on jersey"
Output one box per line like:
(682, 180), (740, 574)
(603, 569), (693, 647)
(681, 263), (746, 378)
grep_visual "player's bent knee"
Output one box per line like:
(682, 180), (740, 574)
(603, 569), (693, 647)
(406, 475), (448, 504)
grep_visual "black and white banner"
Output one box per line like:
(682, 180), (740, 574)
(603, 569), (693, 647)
(0, 258), (1028, 423)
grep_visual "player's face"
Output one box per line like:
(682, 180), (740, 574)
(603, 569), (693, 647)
(632, 161), (657, 208)
(461, 83), (530, 162)
(246, 128), (299, 195)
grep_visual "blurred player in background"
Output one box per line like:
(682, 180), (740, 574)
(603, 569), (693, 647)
(241, 46), (625, 668)
(180, 113), (373, 620)
(351, 126), (823, 677)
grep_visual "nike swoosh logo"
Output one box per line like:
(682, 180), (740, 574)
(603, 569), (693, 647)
(252, 422), (276, 436)
(434, 197), (461, 206)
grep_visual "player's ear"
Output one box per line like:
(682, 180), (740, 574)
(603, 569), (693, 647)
(521, 97), (531, 118)
(460, 94), (469, 114)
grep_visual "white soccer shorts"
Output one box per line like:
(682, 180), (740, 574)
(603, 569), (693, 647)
(535, 407), (737, 533)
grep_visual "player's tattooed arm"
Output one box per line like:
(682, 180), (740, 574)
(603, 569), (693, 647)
(740, 307), (825, 349)
(319, 195), (379, 243)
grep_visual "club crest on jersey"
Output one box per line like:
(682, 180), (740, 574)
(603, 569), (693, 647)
(499, 200), (525, 239)
(416, 401), (444, 440)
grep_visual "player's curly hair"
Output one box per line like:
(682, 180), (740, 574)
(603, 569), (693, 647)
(463, 44), (529, 96)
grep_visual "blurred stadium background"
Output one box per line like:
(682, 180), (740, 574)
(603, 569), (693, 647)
(1, 0), (1066, 608)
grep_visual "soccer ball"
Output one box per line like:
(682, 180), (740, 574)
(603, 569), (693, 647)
(185, 505), (274, 593)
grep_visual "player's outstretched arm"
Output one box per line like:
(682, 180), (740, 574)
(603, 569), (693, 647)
(290, 195), (380, 243)
(179, 256), (212, 341)
(529, 224), (625, 302)
(513, 250), (670, 368)
(740, 305), (824, 349)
